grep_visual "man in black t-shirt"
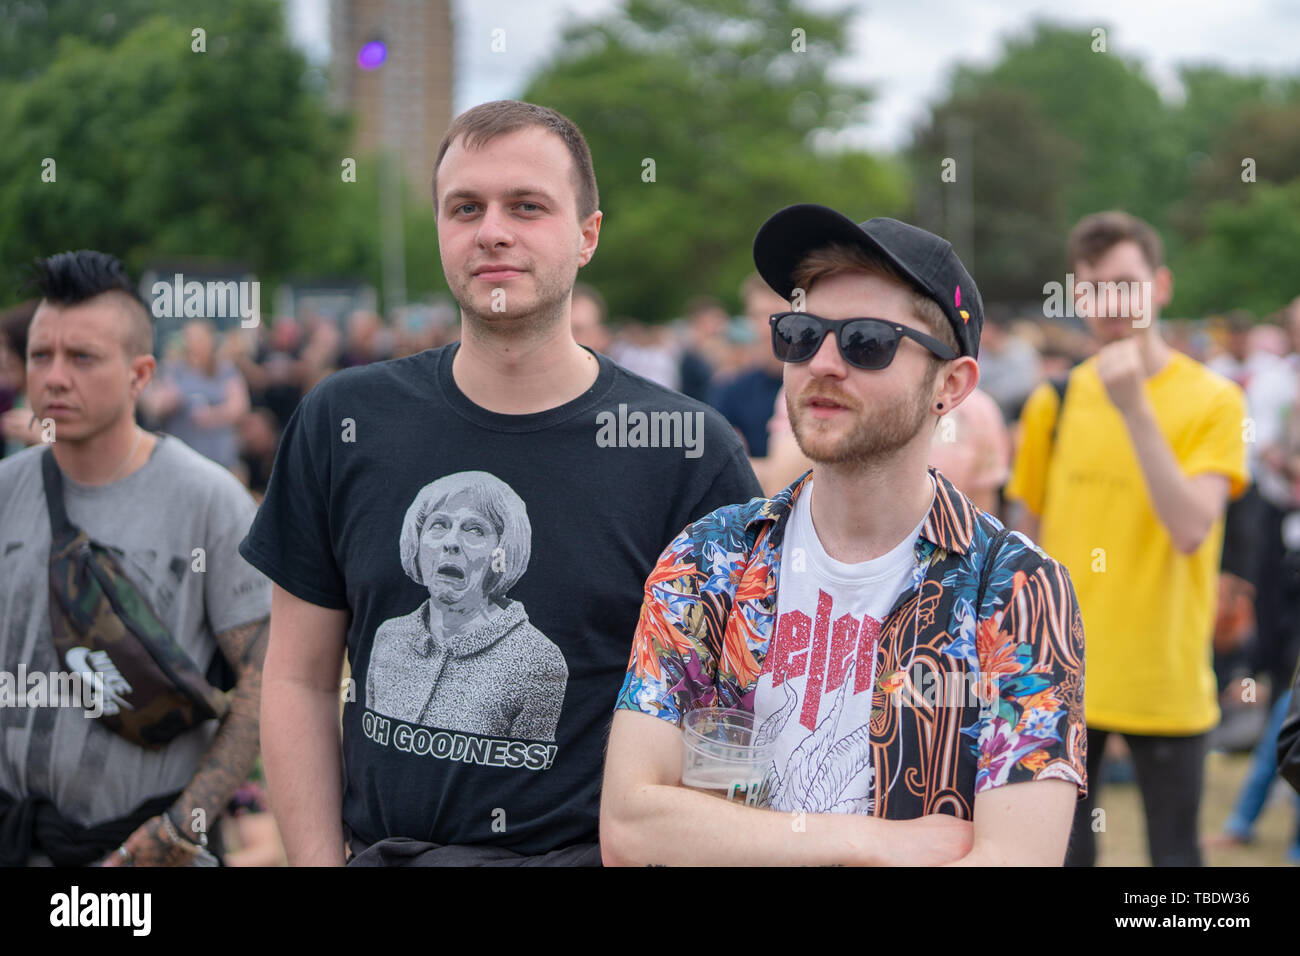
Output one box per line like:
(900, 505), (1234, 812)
(240, 100), (760, 866)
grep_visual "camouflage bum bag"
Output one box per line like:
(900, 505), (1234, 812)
(41, 448), (230, 748)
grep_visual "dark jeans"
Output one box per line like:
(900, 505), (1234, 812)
(1251, 500), (1300, 696)
(1066, 727), (1208, 867)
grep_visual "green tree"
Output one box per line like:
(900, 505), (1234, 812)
(0, 0), (232, 82)
(910, 86), (1076, 305)
(521, 0), (907, 321)
(1172, 182), (1300, 318)
(944, 22), (1181, 226)
(0, 0), (352, 302)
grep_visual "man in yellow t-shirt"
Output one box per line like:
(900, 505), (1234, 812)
(1006, 211), (1248, 867)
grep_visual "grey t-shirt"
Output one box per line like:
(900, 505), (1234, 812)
(158, 360), (241, 469)
(0, 434), (270, 827)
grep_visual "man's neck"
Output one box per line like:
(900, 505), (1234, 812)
(453, 318), (599, 415)
(805, 441), (935, 564)
(51, 417), (156, 486)
(1134, 322), (1172, 378)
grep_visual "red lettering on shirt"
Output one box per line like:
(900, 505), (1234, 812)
(767, 592), (883, 728)
(800, 590), (834, 730)
(855, 616), (880, 693)
(764, 609), (811, 686)
(827, 612), (859, 693)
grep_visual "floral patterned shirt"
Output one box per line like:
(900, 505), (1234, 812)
(616, 468), (1088, 817)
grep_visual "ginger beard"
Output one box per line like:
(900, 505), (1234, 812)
(787, 370), (935, 466)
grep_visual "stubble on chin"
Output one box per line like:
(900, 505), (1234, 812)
(789, 387), (930, 466)
(455, 267), (577, 342)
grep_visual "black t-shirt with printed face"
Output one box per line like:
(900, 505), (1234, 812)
(239, 344), (761, 854)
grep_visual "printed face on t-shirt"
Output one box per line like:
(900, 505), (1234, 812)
(418, 491), (501, 611)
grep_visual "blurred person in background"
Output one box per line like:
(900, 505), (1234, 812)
(1200, 310), (1269, 710)
(0, 300), (40, 457)
(708, 273), (788, 455)
(339, 310), (392, 369)
(677, 295), (729, 402)
(1206, 294), (1300, 862)
(1207, 310), (1278, 389)
(236, 406), (280, 501)
(748, 386), (806, 496)
(570, 282), (612, 355)
(225, 317), (302, 430)
(1243, 297), (1300, 707)
(712, 314), (753, 379)
(977, 313), (1041, 422)
(296, 313), (342, 391)
(139, 318), (249, 472)
(608, 319), (679, 389)
(1006, 211), (1248, 867)
(391, 300), (459, 358)
(928, 385), (1011, 516)
(1249, 321), (1288, 360)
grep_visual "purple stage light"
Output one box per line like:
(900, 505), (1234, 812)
(357, 40), (387, 70)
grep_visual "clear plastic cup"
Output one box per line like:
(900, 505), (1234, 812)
(680, 707), (774, 807)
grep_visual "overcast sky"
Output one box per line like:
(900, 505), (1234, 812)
(288, 0), (1300, 153)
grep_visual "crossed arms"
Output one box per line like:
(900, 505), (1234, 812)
(599, 708), (1077, 866)
(263, 581), (1079, 867)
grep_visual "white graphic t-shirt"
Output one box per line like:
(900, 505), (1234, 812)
(754, 479), (929, 814)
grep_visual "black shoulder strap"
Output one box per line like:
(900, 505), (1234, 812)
(975, 527), (1012, 617)
(1047, 374), (1069, 453)
(40, 447), (77, 537)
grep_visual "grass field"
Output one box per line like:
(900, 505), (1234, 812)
(1094, 747), (1298, 866)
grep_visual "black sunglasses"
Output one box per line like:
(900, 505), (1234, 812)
(769, 312), (958, 370)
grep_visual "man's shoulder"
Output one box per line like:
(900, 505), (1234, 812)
(1166, 351), (1245, 403)
(151, 436), (256, 513)
(305, 347), (446, 405)
(967, 503), (1061, 577)
(709, 365), (766, 399)
(665, 489), (786, 574)
(0, 443), (43, 487)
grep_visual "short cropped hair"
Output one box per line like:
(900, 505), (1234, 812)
(399, 471), (532, 600)
(1067, 211), (1165, 273)
(432, 100), (599, 220)
(790, 242), (959, 358)
(29, 250), (152, 356)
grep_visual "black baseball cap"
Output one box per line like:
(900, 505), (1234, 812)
(753, 203), (983, 358)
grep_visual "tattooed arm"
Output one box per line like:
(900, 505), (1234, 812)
(104, 616), (269, 867)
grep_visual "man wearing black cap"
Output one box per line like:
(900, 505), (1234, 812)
(600, 205), (1087, 866)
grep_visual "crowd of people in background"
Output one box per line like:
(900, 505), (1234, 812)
(2, 262), (1298, 865)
